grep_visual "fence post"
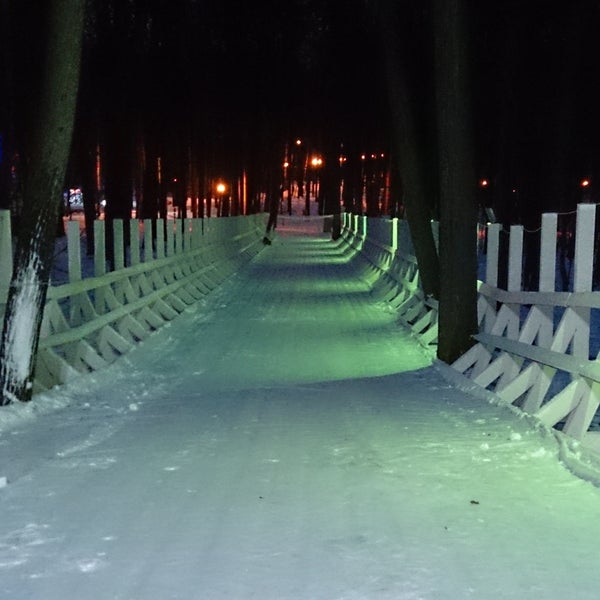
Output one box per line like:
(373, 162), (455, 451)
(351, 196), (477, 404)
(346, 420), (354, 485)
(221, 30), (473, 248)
(94, 220), (106, 313)
(571, 203), (595, 358)
(143, 219), (153, 262)
(175, 219), (183, 255)
(94, 220), (106, 277)
(192, 218), (202, 249)
(67, 220), (82, 282)
(156, 219), (165, 259)
(537, 213), (558, 348)
(0, 210), (13, 309)
(507, 225), (523, 293)
(130, 219), (140, 266)
(166, 220), (175, 257)
(113, 219), (125, 271)
(504, 225), (523, 340)
(391, 218), (398, 252)
(184, 218), (192, 251)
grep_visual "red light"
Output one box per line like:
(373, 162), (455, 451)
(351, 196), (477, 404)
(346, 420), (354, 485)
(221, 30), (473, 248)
(479, 179), (489, 188)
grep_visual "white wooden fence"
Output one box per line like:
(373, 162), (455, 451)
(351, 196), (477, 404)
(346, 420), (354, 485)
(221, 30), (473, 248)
(7, 204), (599, 454)
(338, 213), (439, 347)
(339, 206), (600, 454)
(452, 203), (600, 451)
(0, 211), (266, 393)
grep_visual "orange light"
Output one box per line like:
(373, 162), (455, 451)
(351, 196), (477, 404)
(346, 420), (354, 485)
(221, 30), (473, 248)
(283, 161), (289, 168)
(581, 179), (591, 188)
(480, 179), (488, 187)
(216, 182), (226, 194)
(311, 156), (323, 167)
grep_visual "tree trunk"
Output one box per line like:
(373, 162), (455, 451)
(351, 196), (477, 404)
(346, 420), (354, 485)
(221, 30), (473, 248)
(0, 0), (16, 212)
(0, 0), (84, 405)
(433, 0), (478, 362)
(371, 0), (440, 299)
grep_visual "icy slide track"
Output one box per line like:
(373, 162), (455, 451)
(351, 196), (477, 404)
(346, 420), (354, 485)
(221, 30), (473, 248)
(2, 218), (600, 599)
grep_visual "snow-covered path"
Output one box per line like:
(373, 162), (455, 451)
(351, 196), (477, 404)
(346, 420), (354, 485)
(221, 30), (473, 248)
(2, 222), (600, 599)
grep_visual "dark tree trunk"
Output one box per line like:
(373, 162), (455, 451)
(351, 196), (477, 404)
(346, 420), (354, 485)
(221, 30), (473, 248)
(433, 0), (478, 362)
(0, 0), (84, 405)
(372, 0), (440, 299)
(0, 0), (13, 211)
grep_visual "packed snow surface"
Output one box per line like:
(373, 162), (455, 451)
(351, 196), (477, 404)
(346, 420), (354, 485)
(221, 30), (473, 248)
(2, 218), (600, 599)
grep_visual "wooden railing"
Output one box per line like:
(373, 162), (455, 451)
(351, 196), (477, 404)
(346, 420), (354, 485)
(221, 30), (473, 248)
(338, 213), (439, 348)
(0, 211), (266, 392)
(452, 203), (600, 451)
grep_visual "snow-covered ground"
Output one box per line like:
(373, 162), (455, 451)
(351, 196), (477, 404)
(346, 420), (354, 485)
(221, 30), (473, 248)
(2, 218), (600, 599)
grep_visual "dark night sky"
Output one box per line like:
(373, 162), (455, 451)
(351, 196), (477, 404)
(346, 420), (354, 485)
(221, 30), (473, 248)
(5, 0), (600, 218)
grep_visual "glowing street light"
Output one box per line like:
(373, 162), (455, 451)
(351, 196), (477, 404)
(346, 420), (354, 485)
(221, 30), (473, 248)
(216, 182), (226, 194)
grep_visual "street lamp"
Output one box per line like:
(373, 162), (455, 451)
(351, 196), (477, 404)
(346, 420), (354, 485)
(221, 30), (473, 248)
(216, 182), (226, 216)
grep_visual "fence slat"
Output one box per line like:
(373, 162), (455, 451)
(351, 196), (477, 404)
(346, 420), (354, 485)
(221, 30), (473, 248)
(67, 221), (82, 282)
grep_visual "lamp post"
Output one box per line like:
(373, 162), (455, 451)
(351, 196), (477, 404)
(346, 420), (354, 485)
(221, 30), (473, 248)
(216, 181), (226, 217)
(310, 155), (323, 214)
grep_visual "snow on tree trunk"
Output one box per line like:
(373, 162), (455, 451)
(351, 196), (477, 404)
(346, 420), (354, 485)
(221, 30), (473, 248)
(0, 0), (84, 405)
(0, 255), (45, 403)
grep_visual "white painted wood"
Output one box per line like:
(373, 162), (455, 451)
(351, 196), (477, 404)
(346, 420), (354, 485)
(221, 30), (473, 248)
(451, 204), (600, 443)
(27, 214), (267, 387)
(175, 220), (183, 255)
(391, 218), (398, 252)
(94, 220), (106, 277)
(67, 220), (82, 282)
(166, 220), (175, 257)
(574, 203), (595, 292)
(535, 379), (586, 428)
(504, 225), (523, 342)
(156, 219), (165, 259)
(113, 220), (125, 271)
(563, 382), (600, 440)
(539, 213), (557, 292)
(130, 219), (140, 266)
(184, 218), (192, 252)
(143, 219), (153, 262)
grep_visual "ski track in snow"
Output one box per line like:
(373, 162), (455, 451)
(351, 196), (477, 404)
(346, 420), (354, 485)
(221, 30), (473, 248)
(1, 224), (600, 598)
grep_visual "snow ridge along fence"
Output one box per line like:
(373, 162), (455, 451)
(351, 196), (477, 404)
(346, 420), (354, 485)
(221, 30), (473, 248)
(452, 203), (600, 452)
(0, 212), (266, 392)
(338, 213), (439, 348)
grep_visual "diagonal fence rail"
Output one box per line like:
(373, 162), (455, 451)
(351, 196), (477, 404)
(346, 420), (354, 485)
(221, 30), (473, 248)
(451, 203), (600, 451)
(6, 205), (600, 458)
(337, 213), (439, 348)
(339, 206), (600, 457)
(0, 211), (266, 393)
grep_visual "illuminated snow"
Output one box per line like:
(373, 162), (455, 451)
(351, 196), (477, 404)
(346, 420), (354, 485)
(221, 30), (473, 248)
(1, 218), (600, 598)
